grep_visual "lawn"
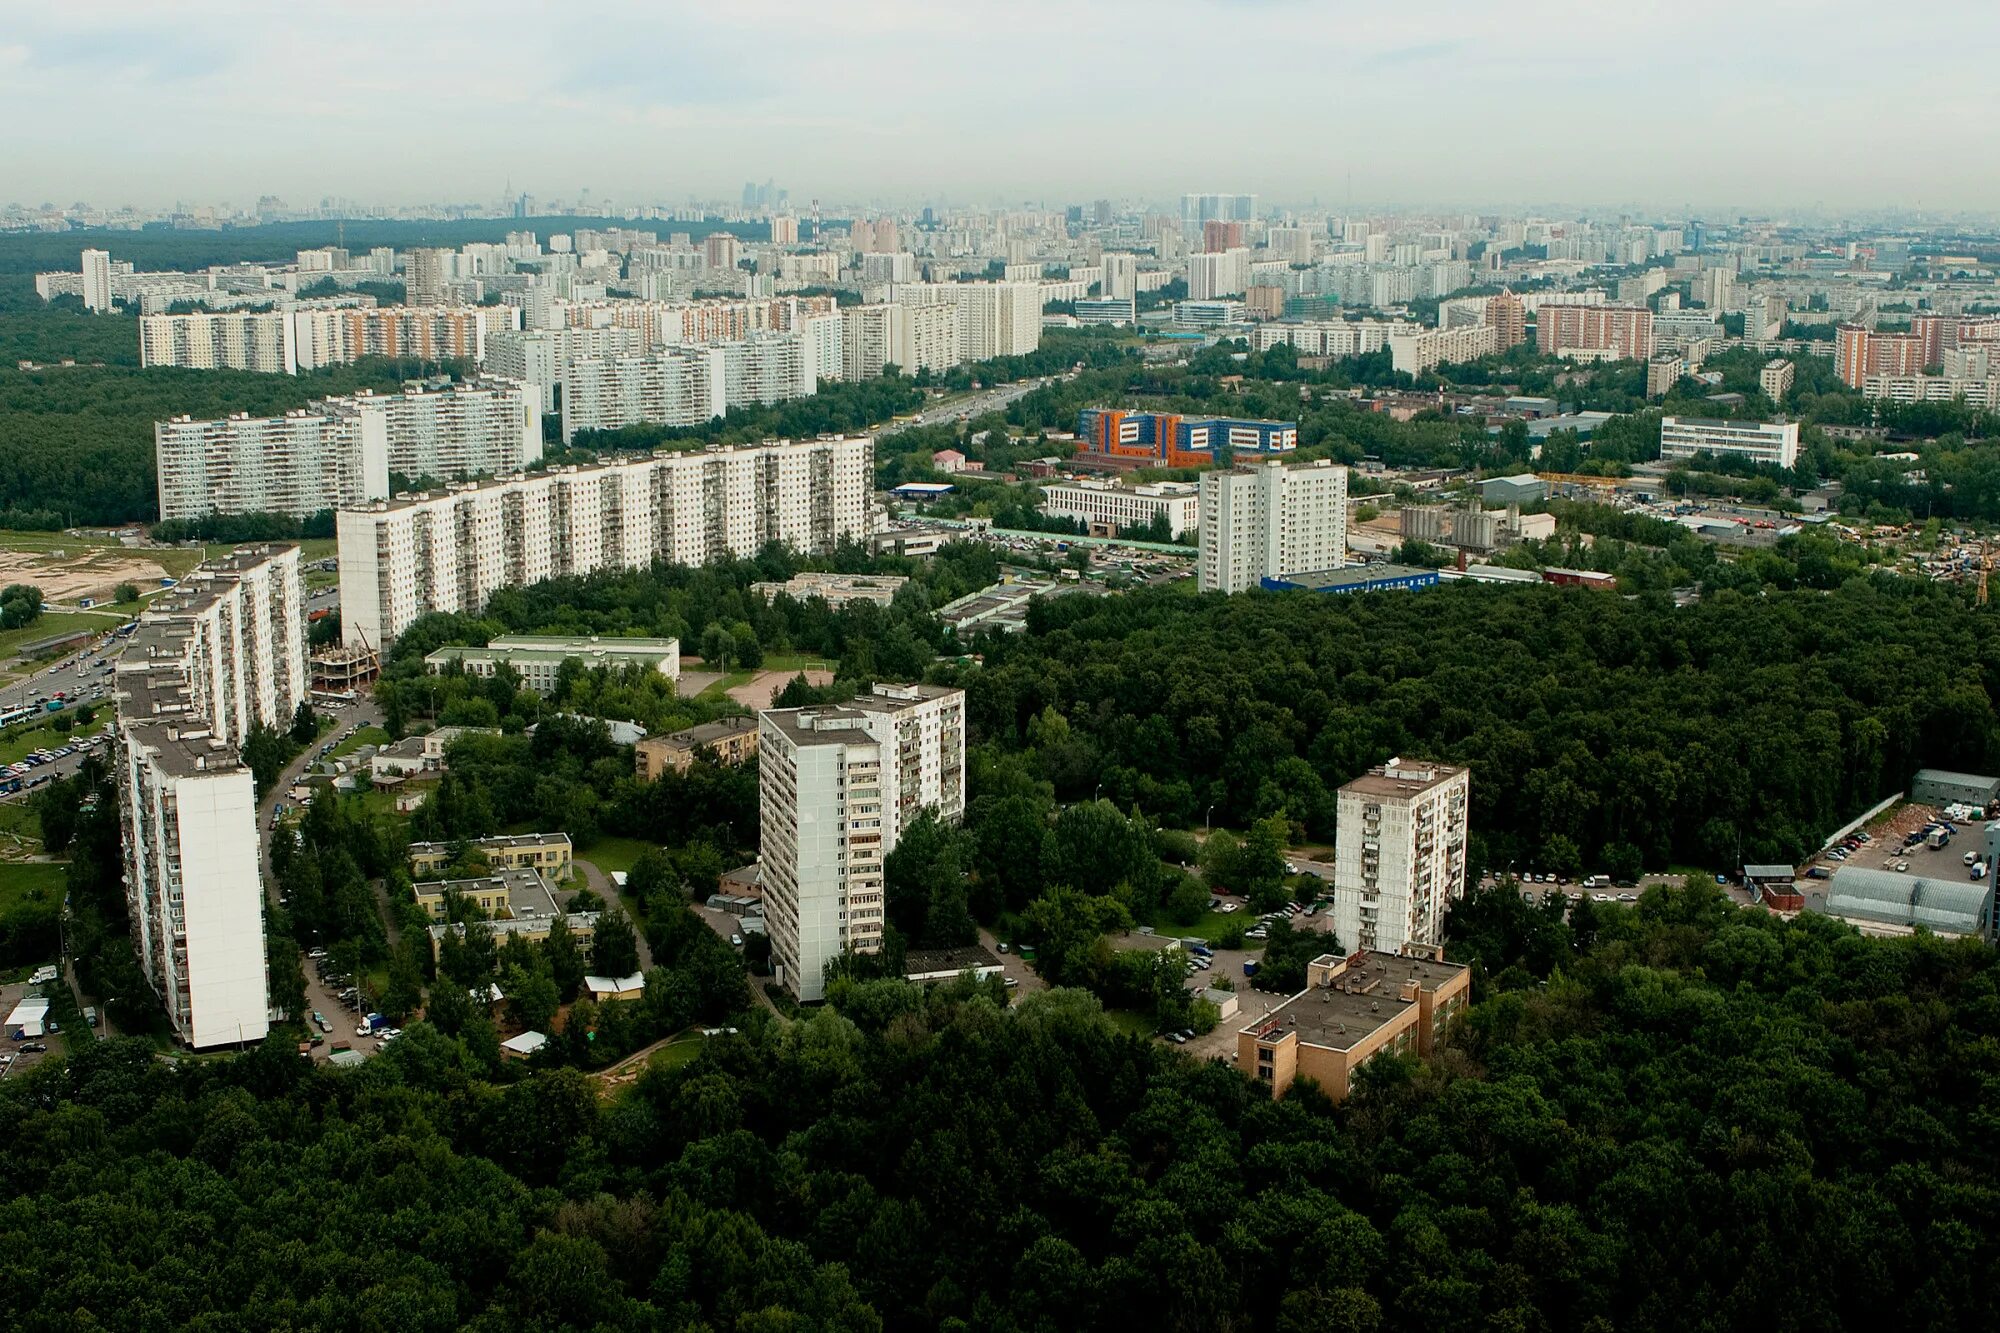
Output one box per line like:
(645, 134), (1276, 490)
(329, 725), (389, 760)
(577, 836), (657, 876)
(0, 610), (125, 663)
(1102, 1007), (1157, 1038)
(650, 1035), (705, 1071)
(1137, 908), (1250, 944)
(0, 801), (41, 846)
(0, 530), (127, 555)
(0, 861), (66, 910)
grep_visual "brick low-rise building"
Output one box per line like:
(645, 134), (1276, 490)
(1238, 949), (1470, 1100)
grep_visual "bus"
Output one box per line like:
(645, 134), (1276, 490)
(0, 705), (37, 730)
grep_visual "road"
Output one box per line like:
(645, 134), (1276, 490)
(889, 378), (1048, 432)
(572, 857), (655, 971)
(261, 695), (386, 1062)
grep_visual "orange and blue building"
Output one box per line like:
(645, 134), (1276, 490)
(1076, 409), (1296, 469)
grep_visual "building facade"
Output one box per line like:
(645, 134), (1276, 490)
(758, 684), (965, 1001)
(140, 311), (297, 374)
(112, 544), (306, 1049)
(1759, 358), (1796, 401)
(1198, 458), (1349, 593)
(635, 716), (761, 780)
(1237, 949), (1469, 1100)
(1077, 409), (1296, 468)
(1835, 324), (1926, 387)
(1534, 302), (1653, 360)
(1330, 758), (1471, 955)
(559, 335), (819, 441)
(336, 435), (873, 647)
(1388, 324), (1499, 375)
(1040, 479), (1199, 537)
(484, 326), (647, 412)
(1659, 416), (1801, 469)
(408, 833), (573, 880)
(292, 305), (515, 371)
(424, 634), (680, 692)
(154, 378), (541, 521)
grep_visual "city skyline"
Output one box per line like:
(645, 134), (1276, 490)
(10, 1), (2000, 214)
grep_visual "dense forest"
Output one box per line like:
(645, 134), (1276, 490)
(0, 302), (459, 526)
(2, 882), (1998, 1331)
(961, 576), (2000, 874)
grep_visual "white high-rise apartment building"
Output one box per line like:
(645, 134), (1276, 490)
(1331, 758), (1470, 956)
(1188, 248), (1253, 300)
(337, 436), (873, 647)
(1100, 252), (1138, 301)
(1198, 459), (1349, 593)
(560, 345), (727, 441)
(889, 282), (1040, 360)
(360, 378), (542, 482)
(1659, 416), (1801, 469)
(758, 684), (966, 1001)
(560, 334), (820, 441)
(113, 544), (306, 1049)
(81, 248), (113, 311)
(158, 406), (388, 522)
(292, 305), (514, 371)
(486, 326), (645, 412)
(1387, 324), (1499, 375)
(155, 379), (541, 521)
(405, 247), (450, 306)
(141, 311), (298, 374)
(841, 302), (966, 381)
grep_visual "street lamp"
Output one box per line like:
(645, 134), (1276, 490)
(1205, 803), (1215, 832)
(1095, 782), (1104, 804)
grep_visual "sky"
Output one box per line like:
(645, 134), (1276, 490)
(7, 0), (2000, 215)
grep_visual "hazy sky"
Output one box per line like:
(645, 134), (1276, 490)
(8, 1), (1999, 214)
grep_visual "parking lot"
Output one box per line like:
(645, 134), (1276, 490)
(1807, 802), (1983, 883)
(0, 973), (66, 1080)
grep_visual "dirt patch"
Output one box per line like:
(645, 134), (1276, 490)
(675, 670), (724, 698)
(0, 549), (168, 606)
(728, 668), (834, 710)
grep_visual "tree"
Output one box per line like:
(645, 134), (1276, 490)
(543, 913), (586, 1001)
(504, 965), (559, 1033)
(0, 584), (44, 631)
(591, 908), (641, 977)
(113, 582), (140, 605)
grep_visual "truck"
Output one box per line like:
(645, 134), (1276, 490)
(1929, 829), (1950, 850)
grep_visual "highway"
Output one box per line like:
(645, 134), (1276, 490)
(888, 378), (1049, 432)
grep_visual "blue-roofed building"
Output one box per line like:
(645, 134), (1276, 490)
(1260, 564), (1440, 596)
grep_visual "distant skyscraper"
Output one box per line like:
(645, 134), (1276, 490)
(80, 248), (112, 311)
(1181, 193), (1258, 224)
(1203, 220), (1246, 253)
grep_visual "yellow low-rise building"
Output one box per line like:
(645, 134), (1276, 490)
(408, 833), (572, 881)
(634, 716), (759, 780)
(1238, 949), (1469, 1101)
